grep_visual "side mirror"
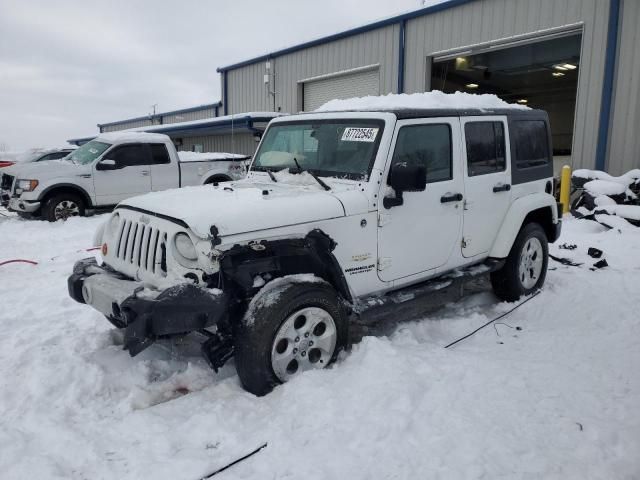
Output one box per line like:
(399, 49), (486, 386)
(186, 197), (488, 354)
(96, 159), (118, 171)
(383, 163), (427, 208)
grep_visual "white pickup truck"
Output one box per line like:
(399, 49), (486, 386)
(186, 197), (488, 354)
(3, 132), (249, 221)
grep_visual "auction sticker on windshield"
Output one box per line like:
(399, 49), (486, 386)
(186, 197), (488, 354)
(341, 127), (379, 142)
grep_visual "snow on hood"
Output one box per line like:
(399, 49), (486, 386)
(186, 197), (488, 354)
(316, 91), (530, 112)
(119, 178), (348, 238)
(1, 158), (77, 177)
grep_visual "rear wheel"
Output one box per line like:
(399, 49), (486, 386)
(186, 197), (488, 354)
(234, 281), (348, 396)
(43, 193), (85, 222)
(491, 222), (548, 302)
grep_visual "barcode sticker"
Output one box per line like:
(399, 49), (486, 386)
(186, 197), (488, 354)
(341, 127), (379, 142)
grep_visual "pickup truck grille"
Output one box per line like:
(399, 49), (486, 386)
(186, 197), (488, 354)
(1, 173), (14, 191)
(114, 218), (167, 276)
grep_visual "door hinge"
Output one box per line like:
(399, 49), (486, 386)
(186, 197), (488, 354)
(377, 257), (392, 271)
(378, 213), (391, 227)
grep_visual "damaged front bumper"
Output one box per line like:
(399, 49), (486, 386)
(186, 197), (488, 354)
(68, 258), (231, 361)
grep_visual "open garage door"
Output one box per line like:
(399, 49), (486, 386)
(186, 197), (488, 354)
(303, 68), (380, 111)
(431, 30), (581, 175)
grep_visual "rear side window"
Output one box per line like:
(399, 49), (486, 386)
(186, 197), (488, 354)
(465, 121), (506, 176)
(149, 144), (171, 164)
(109, 144), (152, 167)
(392, 124), (452, 183)
(511, 120), (550, 168)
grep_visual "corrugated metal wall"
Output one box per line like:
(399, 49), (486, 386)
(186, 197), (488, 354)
(608, 0), (640, 175)
(226, 62), (274, 113)
(101, 118), (154, 133)
(225, 24), (400, 115)
(404, 0), (610, 171)
(178, 133), (257, 156)
(163, 107), (216, 124)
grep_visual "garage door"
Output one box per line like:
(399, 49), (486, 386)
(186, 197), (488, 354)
(303, 68), (380, 111)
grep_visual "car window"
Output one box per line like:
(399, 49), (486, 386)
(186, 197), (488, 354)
(38, 151), (70, 161)
(391, 124), (452, 183)
(511, 120), (550, 169)
(149, 144), (171, 165)
(108, 144), (152, 167)
(465, 121), (506, 176)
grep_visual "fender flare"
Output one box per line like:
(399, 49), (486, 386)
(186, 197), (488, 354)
(217, 229), (352, 304)
(489, 192), (558, 259)
(38, 183), (93, 208)
(202, 173), (233, 184)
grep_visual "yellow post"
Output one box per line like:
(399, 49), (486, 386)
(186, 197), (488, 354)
(559, 165), (572, 215)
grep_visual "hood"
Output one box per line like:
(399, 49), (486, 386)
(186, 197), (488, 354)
(1, 159), (82, 178)
(119, 180), (351, 238)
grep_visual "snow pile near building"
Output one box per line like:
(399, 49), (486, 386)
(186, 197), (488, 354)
(316, 90), (530, 112)
(572, 168), (640, 227)
(0, 213), (639, 479)
(177, 151), (248, 162)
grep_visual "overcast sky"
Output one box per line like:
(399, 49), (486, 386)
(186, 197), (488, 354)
(0, 0), (443, 151)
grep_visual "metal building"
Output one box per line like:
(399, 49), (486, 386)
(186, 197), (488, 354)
(216, 0), (638, 175)
(97, 103), (222, 133)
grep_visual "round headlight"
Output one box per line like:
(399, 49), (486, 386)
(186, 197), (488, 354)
(174, 233), (198, 262)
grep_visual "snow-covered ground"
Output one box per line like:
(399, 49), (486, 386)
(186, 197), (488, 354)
(0, 212), (638, 479)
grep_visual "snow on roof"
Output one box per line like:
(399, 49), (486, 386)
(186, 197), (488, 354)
(125, 112), (287, 134)
(177, 151), (249, 162)
(316, 91), (530, 112)
(96, 131), (171, 143)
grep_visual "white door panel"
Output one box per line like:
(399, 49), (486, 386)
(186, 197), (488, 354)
(93, 144), (153, 205)
(461, 116), (511, 258)
(377, 118), (464, 282)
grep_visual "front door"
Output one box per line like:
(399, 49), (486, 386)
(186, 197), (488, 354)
(460, 116), (511, 258)
(93, 143), (153, 205)
(377, 118), (464, 282)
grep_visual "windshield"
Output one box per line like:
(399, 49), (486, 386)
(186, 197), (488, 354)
(68, 141), (111, 165)
(252, 120), (385, 180)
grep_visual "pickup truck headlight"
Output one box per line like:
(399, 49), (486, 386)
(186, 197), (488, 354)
(16, 179), (39, 193)
(174, 232), (198, 264)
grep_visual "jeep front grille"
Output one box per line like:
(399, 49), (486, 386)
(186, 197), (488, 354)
(115, 218), (167, 276)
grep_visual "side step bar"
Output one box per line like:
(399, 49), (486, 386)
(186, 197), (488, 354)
(352, 259), (504, 325)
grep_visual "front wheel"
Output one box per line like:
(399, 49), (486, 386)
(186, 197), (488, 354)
(490, 222), (549, 302)
(42, 193), (85, 222)
(234, 280), (348, 396)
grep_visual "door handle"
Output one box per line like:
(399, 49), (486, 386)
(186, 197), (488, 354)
(440, 193), (463, 203)
(141, 171), (150, 176)
(493, 183), (511, 193)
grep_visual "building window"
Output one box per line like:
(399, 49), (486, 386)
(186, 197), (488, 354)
(465, 121), (506, 176)
(192, 144), (203, 153)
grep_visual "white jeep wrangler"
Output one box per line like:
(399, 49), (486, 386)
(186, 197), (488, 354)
(69, 104), (561, 395)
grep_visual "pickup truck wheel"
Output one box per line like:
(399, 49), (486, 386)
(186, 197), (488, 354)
(234, 281), (348, 396)
(43, 193), (85, 222)
(490, 222), (548, 302)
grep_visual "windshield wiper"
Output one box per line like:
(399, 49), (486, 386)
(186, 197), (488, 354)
(292, 157), (331, 191)
(266, 169), (277, 182)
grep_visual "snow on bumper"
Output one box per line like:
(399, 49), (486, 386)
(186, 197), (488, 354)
(68, 257), (230, 356)
(8, 196), (40, 213)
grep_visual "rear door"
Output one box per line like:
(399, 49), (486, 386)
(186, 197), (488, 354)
(93, 143), (153, 205)
(148, 143), (178, 191)
(461, 116), (511, 258)
(377, 118), (464, 282)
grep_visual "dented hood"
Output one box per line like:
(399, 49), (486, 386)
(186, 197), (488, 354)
(118, 180), (349, 238)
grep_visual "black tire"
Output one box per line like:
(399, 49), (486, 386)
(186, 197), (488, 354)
(42, 193), (85, 222)
(490, 223), (549, 302)
(234, 281), (348, 396)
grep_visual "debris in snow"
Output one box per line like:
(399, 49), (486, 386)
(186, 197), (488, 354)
(316, 91), (530, 112)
